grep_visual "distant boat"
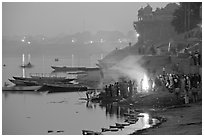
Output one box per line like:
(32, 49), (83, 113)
(51, 66), (100, 72)
(20, 53), (33, 68)
(2, 85), (42, 91)
(67, 71), (87, 75)
(20, 62), (33, 68)
(54, 58), (59, 62)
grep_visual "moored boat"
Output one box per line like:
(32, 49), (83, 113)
(2, 85), (42, 91)
(115, 122), (130, 127)
(13, 75), (75, 84)
(20, 62), (33, 68)
(41, 83), (88, 93)
(9, 79), (27, 86)
(101, 128), (118, 132)
(51, 66), (100, 72)
(82, 130), (102, 135)
(109, 125), (124, 129)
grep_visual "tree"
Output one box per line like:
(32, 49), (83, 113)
(171, 2), (202, 34)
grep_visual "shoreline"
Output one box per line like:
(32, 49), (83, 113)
(131, 101), (202, 135)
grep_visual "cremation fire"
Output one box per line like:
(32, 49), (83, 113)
(142, 74), (149, 92)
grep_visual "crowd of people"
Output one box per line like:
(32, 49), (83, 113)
(102, 71), (201, 104)
(155, 73), (201, 103)
(104, 80), (135, 99)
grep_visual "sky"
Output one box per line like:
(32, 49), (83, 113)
(2, 2), (169, 37)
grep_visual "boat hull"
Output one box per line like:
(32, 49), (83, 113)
(2, 86), (42, 91)
(51, 66), (100, 72)
(40, 84), (88, 93)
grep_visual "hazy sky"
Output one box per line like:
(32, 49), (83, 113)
(3, 2), (169, 37)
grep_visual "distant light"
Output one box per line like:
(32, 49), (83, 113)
(72, 39), (75, 43)
(118, 39), (122, 43)
(27, 41), (31, 45)
(100, 38), (104, 43)
(21, 39), (25, 42)
(136, 33), (140, 37)
(90, 40), (93, 44)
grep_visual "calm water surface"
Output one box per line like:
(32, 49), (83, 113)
(2, 55), (155, 135)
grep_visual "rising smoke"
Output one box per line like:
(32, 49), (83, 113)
(110, 55), (148, 83)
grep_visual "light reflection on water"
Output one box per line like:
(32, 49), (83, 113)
(2, 56), (158, 135)
(2, 91), (157, 135)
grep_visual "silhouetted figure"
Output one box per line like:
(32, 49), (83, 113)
(150, 45), (156, 55)
(105, 85), (108, 96)
(108, 84), (113, 97)
(148, 78), (153, 91)
(174, 78), (180, 99)
(116, 82), (120, 96)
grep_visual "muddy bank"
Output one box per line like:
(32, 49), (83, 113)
(98, 89), (202, 135)
(132, 101), (202, 135)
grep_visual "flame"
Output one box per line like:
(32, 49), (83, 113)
(142, 74), (149, 91)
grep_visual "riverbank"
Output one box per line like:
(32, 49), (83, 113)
(112, 89), (202, 135)
(132, 101), (202, 135)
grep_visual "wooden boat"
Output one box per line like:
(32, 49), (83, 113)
(9, 79), (27, 86)
(115, 122), (130, 127)
(101, 128), (118, 132)
(20, 62), (33, 68)
(124, 117), (139, 124)
(126, 120), (136, 124)
(2, 86), (42, 91)
(13, 76), (75, 84)
(42, 83), (88, 93)
(109, 125), (124, 129)
(51, 66), (100, 72)
(9, 78), (41, 86)
(82, 130), (102, 135)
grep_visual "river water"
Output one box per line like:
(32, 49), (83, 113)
(2, 55), (157, 135)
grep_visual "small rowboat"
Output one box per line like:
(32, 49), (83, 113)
(109, 125), (124, 129)
(124, 117), (139, 124)
(82, 130), (102, 135)
(101, 128), (118, 132)
(126, 120), (136, 124)
(115, 122), (130, 127)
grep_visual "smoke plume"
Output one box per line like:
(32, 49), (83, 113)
(110, 55), (147, 83)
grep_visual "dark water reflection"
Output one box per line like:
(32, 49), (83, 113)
(2, 91), (157, 135)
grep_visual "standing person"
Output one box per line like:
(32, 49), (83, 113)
(191, 74), (198, 103)
(105, 85), (108, 96)
(108, 84), (112, 97)
(198, 52), (201, 66)
(185, 76), (191, 104)
(192, 86), (198, 103)
(116, 82), (120, 97)
(174, 77), (180, 99)
(180, 75), (186, 94)
(148, 78), (153, 91)
(140, 78), (143, 92)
